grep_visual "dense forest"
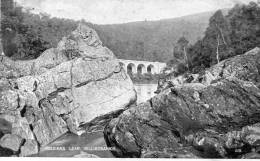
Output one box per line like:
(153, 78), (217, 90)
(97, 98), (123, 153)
(1, 1), (259, 75)
(169, 1), (260, 75)
(1, 0), (217, 61)
(91, 11), (219, 62)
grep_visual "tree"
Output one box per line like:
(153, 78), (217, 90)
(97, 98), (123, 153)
(187, 10), (230, 70)
(203, 10), (230, 65)
(227, 2), (260, 56)
(1, 3), (23, 57)
(175, 36), (190, 70)
(188, 2), (260, 74)
(1, 3), (78, 59)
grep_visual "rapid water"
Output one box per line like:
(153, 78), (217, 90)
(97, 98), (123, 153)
(35, 83), (158, 157)
(134, 83), (158, 104)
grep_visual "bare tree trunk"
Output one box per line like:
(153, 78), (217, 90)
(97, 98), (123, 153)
(183, 47), (189, 70)
(219, 28), (227, 45)
(216, 34), (220, 64)
(216, 24), (227, 45)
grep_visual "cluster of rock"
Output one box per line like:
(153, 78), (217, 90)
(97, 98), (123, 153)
(1, 22), (259, 158)
(0, 24), (137, 156)
(157, 47), (260, 92)
(104, 47), (260, 158)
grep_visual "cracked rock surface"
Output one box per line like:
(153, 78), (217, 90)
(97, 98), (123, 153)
(104, 48), (260, 158)
(0, 24), (137, 156)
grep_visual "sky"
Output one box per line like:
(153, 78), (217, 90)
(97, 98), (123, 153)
(15, 0), (257, 24)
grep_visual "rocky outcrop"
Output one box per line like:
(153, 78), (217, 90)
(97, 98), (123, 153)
(104, 48), (260, 158)
(20, 140), (39, 157)
(0, 24), (136, 156)
(206, 47), (260, 85)
(0, 134), (24, 152)
(156, 47), (260, 93)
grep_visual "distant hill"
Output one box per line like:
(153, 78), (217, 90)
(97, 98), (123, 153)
(3, 4), (228, 62)
(89, 9), (229, 62)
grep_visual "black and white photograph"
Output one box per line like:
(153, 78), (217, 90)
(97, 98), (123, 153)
(0, 0), (260, 159)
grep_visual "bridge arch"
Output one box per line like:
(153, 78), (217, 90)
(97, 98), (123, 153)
(118, 59), (166, 75)
(147, 64), (155, 74)
(137, 64), (146, 74)
(127, 63), (136, 74)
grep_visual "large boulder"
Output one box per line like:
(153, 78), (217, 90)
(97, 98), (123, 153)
(19, 140), (39, 157)
(0, 134), (24, 152)
(105, 77), (260, 158)
(0, 24), (136, 156)
(104, 48), (260, 158)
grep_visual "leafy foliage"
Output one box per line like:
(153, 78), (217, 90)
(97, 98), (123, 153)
(1, 3), (212, 61)
(92, 12), (214, 62)
(173, 36), (189, 60)
(227, 2), (260, 55)
(187, 10), (230, 69)
(2, 1), (258, 66)
(188, 2), (260, 73)
(167, 36), (190, 75)
(1, 2), (78, 59)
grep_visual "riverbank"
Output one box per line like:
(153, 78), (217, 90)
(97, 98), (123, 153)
(32, 131), (114, 157)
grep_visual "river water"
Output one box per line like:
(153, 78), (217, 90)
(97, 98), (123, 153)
(35, 83), (158, 157)
(134, 83), (158, 104)
(33, 131), (114, 157)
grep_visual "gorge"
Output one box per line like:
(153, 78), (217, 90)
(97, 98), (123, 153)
(0, 23), (260, 158)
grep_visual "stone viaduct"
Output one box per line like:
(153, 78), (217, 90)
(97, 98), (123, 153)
(118, 59), (167, 75)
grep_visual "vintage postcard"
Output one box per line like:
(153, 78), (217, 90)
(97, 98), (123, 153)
(0, 0), (260, 159)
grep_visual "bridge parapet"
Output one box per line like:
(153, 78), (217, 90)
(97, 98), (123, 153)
(118, 59), (166, 75)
